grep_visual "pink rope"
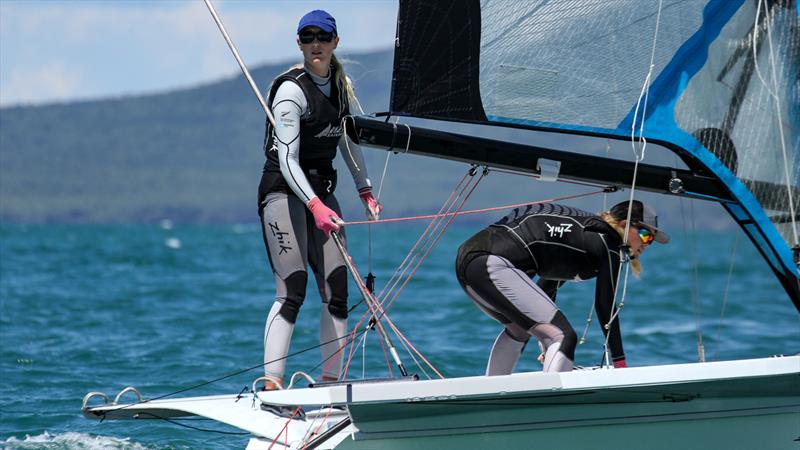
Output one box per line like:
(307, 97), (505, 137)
(342, 190), (607, 226)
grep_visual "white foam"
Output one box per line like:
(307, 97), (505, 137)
(164, 237), (182, 249)
(2, 431), (150, 449)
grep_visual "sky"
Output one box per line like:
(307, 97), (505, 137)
(0, 0), (398, 107)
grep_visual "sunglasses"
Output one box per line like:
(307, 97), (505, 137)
(298, 30), (335, 44)
(638, 227), (655, 245)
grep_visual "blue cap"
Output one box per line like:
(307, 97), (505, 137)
(297, 10), (337, 34)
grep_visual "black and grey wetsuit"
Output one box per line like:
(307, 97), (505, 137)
(455, 203), (625, 374)
(259, 65), (372, 381)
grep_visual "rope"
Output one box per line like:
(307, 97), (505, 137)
(687, 200), (705, 362)
(712, 233), (740, 362)
(601, 0), (664, 365)
(753, 0), (798, 246)
(341, 190), (607, 226)
(268, 406), (303, 450)
(602, 247), (631, 365)
(378, 171), (485, 312)
(301, 408), (336, 450)
(372, 170), (475, 304)
(622, 0), (663, 244)
(340, 167), (486, 379)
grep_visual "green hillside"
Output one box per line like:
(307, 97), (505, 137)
(0, 48), (728, 228)
(0, 49), (390, 223)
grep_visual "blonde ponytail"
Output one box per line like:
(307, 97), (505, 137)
(600, 212), (642, 277)
(331, 53), (362, 116)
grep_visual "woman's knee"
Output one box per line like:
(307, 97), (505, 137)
(278, 270), (308, 323)
(551, 311), (577, 359)
(324, 266), (348, 319)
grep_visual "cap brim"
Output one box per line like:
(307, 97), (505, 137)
(298, 21), (336, 33)
(649, 226), (670, 244)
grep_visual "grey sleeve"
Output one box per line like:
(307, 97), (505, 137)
(338, 134), (372, 192)
(272, 81), (317, 204)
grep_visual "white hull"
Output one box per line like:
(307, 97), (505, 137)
(84, 355), (800, 449)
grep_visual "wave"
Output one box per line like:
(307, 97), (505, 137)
(2, 431), (150, 450)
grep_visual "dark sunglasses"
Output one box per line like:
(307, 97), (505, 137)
(638, 227), (655, 245)
(298, 30), (335, 44)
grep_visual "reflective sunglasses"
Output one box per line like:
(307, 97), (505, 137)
(298, 30), (335, 44)
(638, 227), (655, 245)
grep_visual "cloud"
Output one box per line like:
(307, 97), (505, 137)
(0, 1), (397, 107)
(1, 62), (84, 106)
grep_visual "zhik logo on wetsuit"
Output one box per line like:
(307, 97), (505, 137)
(545, 222), (573, 238)
(269, 222), (292, 255)
(313, 124), (343, 138)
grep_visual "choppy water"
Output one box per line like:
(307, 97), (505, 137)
(2, 223), (798, 449)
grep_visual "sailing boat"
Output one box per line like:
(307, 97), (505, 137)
(82, 1), (800, 449)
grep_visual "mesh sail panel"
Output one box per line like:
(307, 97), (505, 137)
(479, 0), (705, 130)
(674, 1), (799, 250)
(392, 0), (799, 262)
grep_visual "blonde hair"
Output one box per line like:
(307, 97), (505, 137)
(275, 54), (361, 117)
(600, 212), (642, 277)
(331, 53), (362, 116)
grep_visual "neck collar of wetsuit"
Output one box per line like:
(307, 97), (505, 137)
(304, 63), (331, 86)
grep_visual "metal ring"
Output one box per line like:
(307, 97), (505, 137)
(82, 392), (110, 410)
(287, 371), (316, 389)
(113, 386), (143, 405)
(253, 375), (284, 392)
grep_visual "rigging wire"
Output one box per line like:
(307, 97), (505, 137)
(602, 0), (664, 366)
(102, 331), (366, 414)
(753, 0), (798, 247)
(584, 141), (614, 347)
(342, 166), (487, 379)
(678, 196), (705, 362)
(688, 200), (705, 362)
(712, 232), (740, 362)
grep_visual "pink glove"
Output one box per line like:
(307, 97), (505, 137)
(358, 188), (383, 221)
(613, 358), (627, 368)
(307, 197), (341, 236)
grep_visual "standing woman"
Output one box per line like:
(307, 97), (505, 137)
(455, 200), (668, 374)
(258, 10), (382, 389)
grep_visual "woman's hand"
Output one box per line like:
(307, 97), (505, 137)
(359, 188), (382, 221)
(308, 197), (342, 236)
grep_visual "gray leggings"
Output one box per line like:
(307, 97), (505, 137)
(260, 192), (349, 381)
(458, 254), (577, 374)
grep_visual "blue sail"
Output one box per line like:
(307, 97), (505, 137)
(380, 0), (799, 305)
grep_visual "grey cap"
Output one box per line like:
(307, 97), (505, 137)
(609, 200), (670, 244)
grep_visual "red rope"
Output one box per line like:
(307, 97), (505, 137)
(301, 407), (336, 450)
(268, 406), (303, 450)
(336, 180), (607, 382)
(377, 170), (485, 318)
(339, 170), (483, 378)
(342, 190), (607, 226)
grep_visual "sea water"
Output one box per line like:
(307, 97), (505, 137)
(1, 223), (798, 449)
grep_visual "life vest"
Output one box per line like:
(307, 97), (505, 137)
(258, 66), (349, 203)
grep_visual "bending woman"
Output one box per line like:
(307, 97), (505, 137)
(455, 200), (668, 374)
(258, 10), (382, 389)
